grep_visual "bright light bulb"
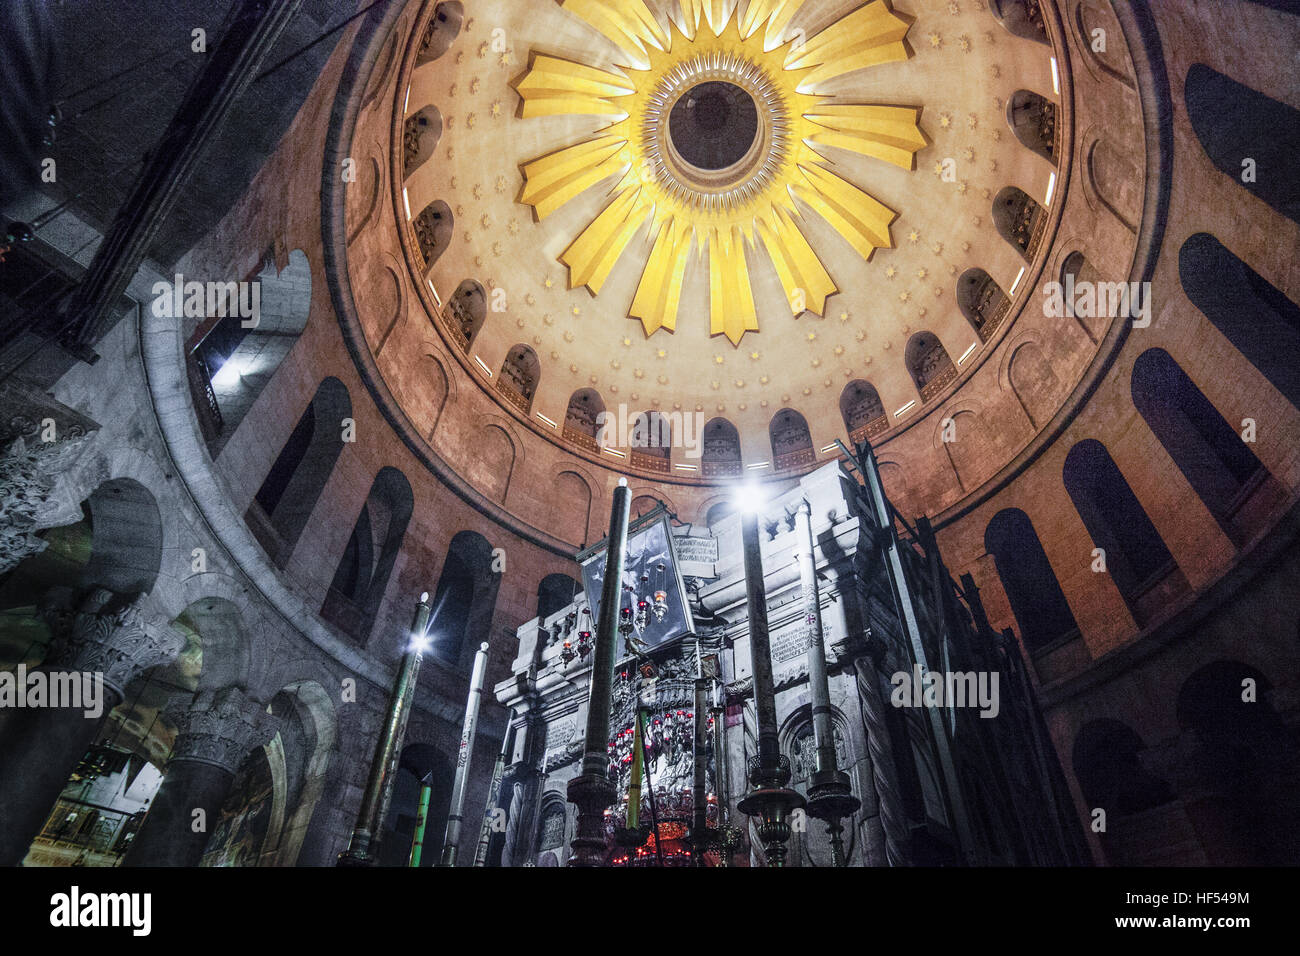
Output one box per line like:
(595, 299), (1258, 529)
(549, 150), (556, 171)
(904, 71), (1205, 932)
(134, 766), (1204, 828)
(732, 479), (765, 514)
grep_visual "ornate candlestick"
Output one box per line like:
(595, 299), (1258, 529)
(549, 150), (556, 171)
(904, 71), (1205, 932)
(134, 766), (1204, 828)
(734, 498), (805, 866)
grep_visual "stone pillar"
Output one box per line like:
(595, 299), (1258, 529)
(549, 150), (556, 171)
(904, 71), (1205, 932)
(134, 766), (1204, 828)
(122, 686), (278, 867)
(0, 589), (183, 866)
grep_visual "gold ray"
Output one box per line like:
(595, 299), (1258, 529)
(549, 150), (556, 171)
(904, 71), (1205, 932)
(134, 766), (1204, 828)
(805, 104), (927, 170)
(630, 217), (694, 335)
(513, 54), (635, 119)
(708, 226), (759, 345)
(794, 162), (897, 259)
(737, 0), (804, 51)
(519, 135), (629, 220)
(562, 0), (669, 69)
(561, 185), (651, 293)
(756, 205), (837, 316)
(784, 0), (911, 91)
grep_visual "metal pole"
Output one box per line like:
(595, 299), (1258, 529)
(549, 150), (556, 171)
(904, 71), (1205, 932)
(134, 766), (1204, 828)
(473, 734), (509, 867)
(438, 641), (491, 866)
(338, 593), (432, 866)
(794, 498), (860, 866)
(736, 502), (805, 866)
(691, 678), (709, 866)
(408, 774), (433, 867)
(566, 478), (632, 866)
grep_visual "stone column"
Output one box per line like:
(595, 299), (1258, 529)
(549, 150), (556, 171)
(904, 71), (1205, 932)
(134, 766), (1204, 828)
(0, 589), (183, 866)
(122, 686), (278, 867)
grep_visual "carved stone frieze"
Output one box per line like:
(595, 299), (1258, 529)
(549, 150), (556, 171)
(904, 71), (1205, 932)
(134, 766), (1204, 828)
(166, 686), (280, 773)
(47, 589), (183, 698)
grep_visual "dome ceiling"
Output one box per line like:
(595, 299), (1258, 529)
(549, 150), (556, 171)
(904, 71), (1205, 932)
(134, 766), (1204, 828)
(394, 0), (1065, 461)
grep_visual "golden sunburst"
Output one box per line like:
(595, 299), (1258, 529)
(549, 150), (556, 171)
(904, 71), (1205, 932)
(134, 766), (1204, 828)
(513, 0), (926, 346)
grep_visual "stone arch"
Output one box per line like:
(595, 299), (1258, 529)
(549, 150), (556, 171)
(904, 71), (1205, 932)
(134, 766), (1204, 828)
(1179, 232), (1300, 408)
(932, 403), (994, 492)
(260, 678), (338, 866)
(1070, 718), (1173, 817)
(563, 387), (605, 452)
(427, 530), (500, 672)
(1131, 347), (1272, 547)
(497, 344), (540, 413)
(1085, 136), (1140, 232)
(840, 380), (887, 443)
(416, 2), (464, 65)
(984, 508), (1079, 651)
(553, 470), (593, 547)
(1006, 339), (1060, 428)
(80, 477), (164, 597)
(905, 331), (956, 402)
(422, 351), (451, 440)
(474, 424), (516, 503)
(1062, 438), (1183, 626)
(189, 248), (313, 456)
(401, 105), (443, 182)
(992, 186), (1047, 261)
(412, 199), (453, 271)
(1072, 0), (1134, 89)
(768, 407), (814, 472)
(987, 0), (1050, 44)
(445, 279), (486, 351)
(1174, 661), (1300, 864)
(1054, 247), (1106, 343)
(245, 377), (352, 569)
(372, 262), (406, 356)
(1006, 89), (1057, 162)
(1185, 63), (1300, 225)
(381, 743), (455, 865)
(701, 417), (742, 477)
(346, 153), (383, 245)
(956, 268), (1010, 342)
(322, 466), (415, 643)
(536, 573), (581, 622)
(171, 596), (254, 694)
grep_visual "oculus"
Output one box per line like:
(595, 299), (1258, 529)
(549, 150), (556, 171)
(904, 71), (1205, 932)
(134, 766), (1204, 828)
(513, 0), (926, 345)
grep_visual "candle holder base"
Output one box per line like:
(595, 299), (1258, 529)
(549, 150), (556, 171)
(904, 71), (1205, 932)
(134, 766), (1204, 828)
(566, 772), (618, 867)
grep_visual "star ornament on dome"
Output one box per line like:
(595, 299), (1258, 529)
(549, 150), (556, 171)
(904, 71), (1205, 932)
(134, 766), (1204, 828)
(512, 0), (925, 346)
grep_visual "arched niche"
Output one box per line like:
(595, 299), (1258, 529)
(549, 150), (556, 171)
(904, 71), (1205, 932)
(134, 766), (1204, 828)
(412, 200), (453, 271)
(1007, 89), (1057, 162)
(993, 186), (1047, 261)
(402, 106), (443, 181)
(416, 2), (464, 65)
(769, 407), (814, 472)
(701, 417), (741, 478)
(957, 268), (1010, 342)
(905, 332), (956, 403)
(497, 344), (540, 413)
(840, 380), (887, 443)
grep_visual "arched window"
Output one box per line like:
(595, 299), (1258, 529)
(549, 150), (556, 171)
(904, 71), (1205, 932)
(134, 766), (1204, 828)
(705, 501), (735, 527)
(497, 345), (540, 413)
(1176, 662), (1298, 865)
(840, 380), (887, 443)
(1071, 720), (1172, 817)
(247, 377), (351, 568)
(769, 408), (814, 472)
(701, 417), (741, 478)
(428, 530), (499, 669)
(629, 410), (671, 472)
(957, 268), (1010, 341)
(412, 200), (453, 271)
(1131, 348), (1270, 546)
(322, 467), (414, 642)
(562, 388), (604, 452)
(1062, 439), (1183, 625)
(416, 2), (464, 64)
(984, 509), (1078, 651)
(536, 573), (580, 622)
(1185, 64), (1300, 225)
(444, 279), (485, 351)
(188, 249), (311, 456)
(402, 106), (443, 181)
(1179, 233), (1300, 407)
(988, 0), (1049, 44)
(905, 331), (956, 402)
(1006, 89), (1057, 161)
(993, 186), (1047, 261)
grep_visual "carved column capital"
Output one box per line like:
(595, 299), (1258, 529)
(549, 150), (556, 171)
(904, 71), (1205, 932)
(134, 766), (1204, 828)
(48, 589), (184, 698)
(165, 686), (279, 773)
